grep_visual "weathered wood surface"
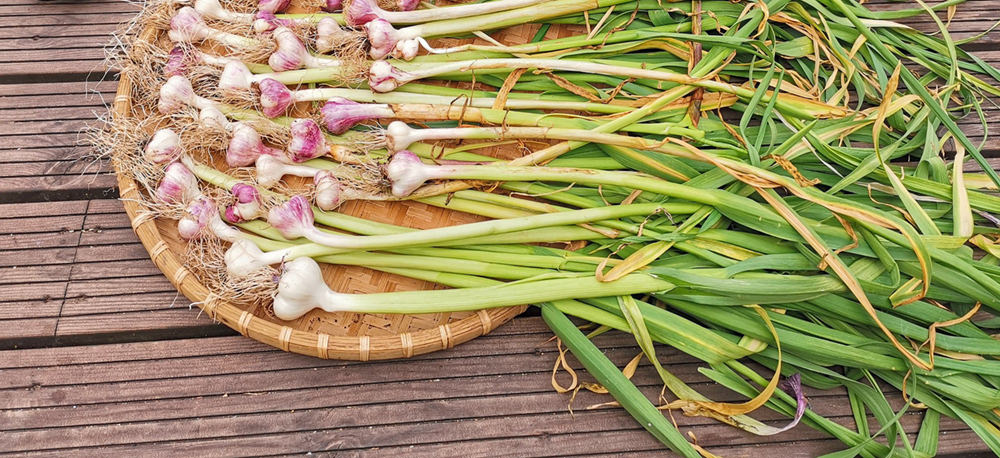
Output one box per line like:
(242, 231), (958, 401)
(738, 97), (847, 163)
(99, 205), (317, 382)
(0, 321), (990, 457)
(1, 0), (998, 455)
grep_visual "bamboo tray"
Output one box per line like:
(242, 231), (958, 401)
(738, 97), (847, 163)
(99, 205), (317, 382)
(111, 3), (530, 360)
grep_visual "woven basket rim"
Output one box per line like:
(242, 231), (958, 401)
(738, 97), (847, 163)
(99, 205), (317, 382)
(110, 23), (526, 360)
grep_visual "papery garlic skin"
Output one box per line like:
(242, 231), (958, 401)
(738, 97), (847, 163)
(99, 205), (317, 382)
(164, 46), (189, 77)
(368, 60), (411, 93)
(145, 129), (182, 164)
(313, 170), (343, 210)
(269, 27), (308, 71)
(273, 256), (351, 320)
(384, 120), (419, 152)
(179, 197), (243, 241)
(390, 38), (419, 61)
(267, 195), (315, 240)
(227, 122), (284, 167)
(225, 183), (264, 223)
(167, 7), (209, 43)
(258, 0), (291, 13)
(156, 161), (200, 204)
(323, 0), (344, 12)
(178, 197), (215, 239)
(394, 0), (419, 11)
(253, 10), (300, 33)
(385, 149), (442, 197)
(320, 98), (394, 135)
(224, 238), (271, 277)
(287, 119), (328, 162)
(194, 0), (252, 23)
(315, 17), (350, 54)
(218, 61), (257, 95)
(255, 155), (319, 187)
(258, 78), (295, 118)
(364, 19), (399, 60)
(158, 75), (215, 114)
(199, 106), (232, 131)
(344, 0), (386, 27)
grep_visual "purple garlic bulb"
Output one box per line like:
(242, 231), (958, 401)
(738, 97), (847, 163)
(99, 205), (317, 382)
(224, 183), (264, 223)
(368, 60), (411, 93)
(394, 0), (419, 11)
(267, 195), (315, 239)
(268, 27), (308, 71)
(364, 18), (400, 60)
(287, 119), (328, 162)
(178, 197), (217, 240)
(164, 46), (190, 77)
(168, 7), (209, 43)
(313, 170), (343, 211)
(320, 97), (393, 134)
(322, 0), (343, 12)
(253, 11), (297, 33)
(258, 0), (291, 13)
(145, 128), (182, 164)
(227, 122), (283, 167)
(156, 162), (200, 204)
(344, 0), (385, 27)
(258, 78), (294, 118)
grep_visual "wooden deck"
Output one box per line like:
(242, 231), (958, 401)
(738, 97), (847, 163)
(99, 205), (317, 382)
(1, 1), (999, 455)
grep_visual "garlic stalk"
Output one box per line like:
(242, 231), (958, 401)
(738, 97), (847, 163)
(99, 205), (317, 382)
(344, 0), (549, 26)
(264, 194), (674, 251)
(383, 122), (705, 153)
(270, 256), (674, 320)
(367, 60), (847, 120)
(357, 0), (635, 60)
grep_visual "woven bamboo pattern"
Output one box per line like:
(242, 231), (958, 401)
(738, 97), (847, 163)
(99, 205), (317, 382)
(112, 16), (529, 361)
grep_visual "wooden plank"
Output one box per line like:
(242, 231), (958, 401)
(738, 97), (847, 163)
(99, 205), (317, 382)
(0, 325), (987, 455)
(0, 264), (72, 286)
(0, 317), (56, 342)
(0, 246), (77, 267)
(369, 428), (990, 458)
(0, 335), (636, 390)
(0, 394), (976, 456)
(0, 282), (68, 306)
(49, 308), (229, 343)
(0, 317), (544, 370)
(0, 2), (140, 17)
